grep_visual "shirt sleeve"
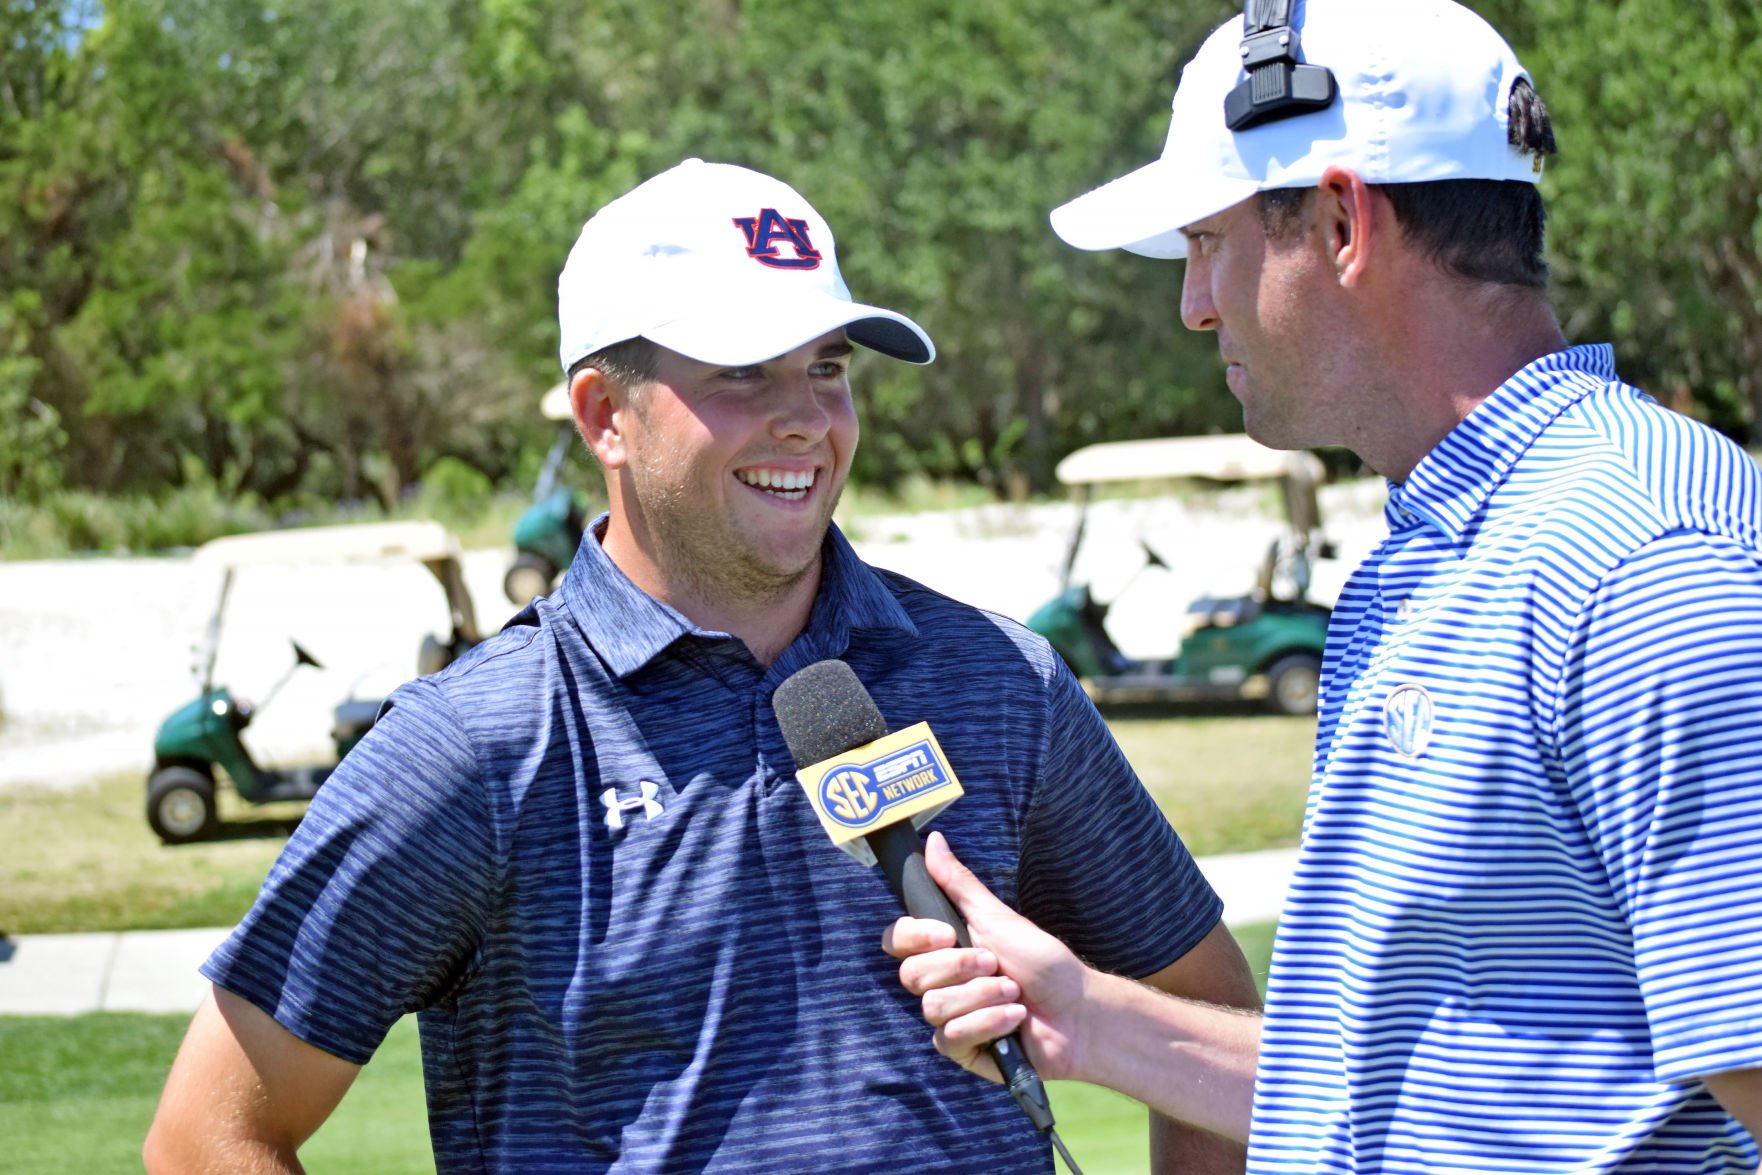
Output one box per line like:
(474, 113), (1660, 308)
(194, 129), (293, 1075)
(201, 677), (498, 1064)
(1555, 529), (1762, 1082)
(1015, 657), (1224, 979)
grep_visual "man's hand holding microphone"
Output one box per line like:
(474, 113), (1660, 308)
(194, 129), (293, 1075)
(882, 832), (1265, 1147)
(882, 831), (1094, 1085)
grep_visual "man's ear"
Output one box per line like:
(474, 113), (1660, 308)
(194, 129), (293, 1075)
(572, 367), (628, 469)
(1316, 165), (1379, 288)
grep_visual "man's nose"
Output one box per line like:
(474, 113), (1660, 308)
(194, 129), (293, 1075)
(1180, 259), (1219, 332)
(770, 375), (832, 440)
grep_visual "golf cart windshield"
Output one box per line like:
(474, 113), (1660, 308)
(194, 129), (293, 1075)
(1053, 434), (1325, 591)
(190, 520), (482, 690)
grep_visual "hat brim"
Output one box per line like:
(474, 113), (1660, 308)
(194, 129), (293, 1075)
(646, 292), (934, 367)
(1050, 155), (1262, 261)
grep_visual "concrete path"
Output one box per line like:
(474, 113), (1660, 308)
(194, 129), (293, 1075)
(0, 848), (1299, 1016)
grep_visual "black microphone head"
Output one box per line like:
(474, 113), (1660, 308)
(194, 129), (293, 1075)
(773, 659), (889, 767)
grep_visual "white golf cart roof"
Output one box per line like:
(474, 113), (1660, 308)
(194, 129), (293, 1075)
(1055, 434), (1322, 487)
(193, 520), (465, 570)
(192, 521), (482, 655)
(540, 381), (572, 422)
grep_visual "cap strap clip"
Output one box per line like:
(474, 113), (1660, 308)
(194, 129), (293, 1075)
(1223, 0), (1337, 131)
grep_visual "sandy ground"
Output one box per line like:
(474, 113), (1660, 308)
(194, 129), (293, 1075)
(0, 481), (1388, 793)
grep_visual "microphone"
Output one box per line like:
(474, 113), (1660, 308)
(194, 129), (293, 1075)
(773, 659), (1080, 1170)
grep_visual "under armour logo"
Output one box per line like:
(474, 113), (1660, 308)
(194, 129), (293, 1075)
(601, 781), (665, 830)
(732, 209), (822, 270)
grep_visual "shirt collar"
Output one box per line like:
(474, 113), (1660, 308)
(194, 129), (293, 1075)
(1387, 344), (1618, 542)
(558, 514), (917, 678)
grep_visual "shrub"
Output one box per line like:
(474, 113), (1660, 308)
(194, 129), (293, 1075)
(407, 457), (494, 531)
(0, 488), (269, 558)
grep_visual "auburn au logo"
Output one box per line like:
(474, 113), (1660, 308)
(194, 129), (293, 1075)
(732, 209), (823, 270)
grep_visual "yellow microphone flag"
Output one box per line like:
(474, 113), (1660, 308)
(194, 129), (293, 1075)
(795, 722), (965, 866)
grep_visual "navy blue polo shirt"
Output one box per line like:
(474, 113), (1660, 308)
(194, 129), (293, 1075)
(204, 520), (1222, 1173)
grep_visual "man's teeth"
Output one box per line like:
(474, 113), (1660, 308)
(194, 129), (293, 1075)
(737, 469), (815, 492)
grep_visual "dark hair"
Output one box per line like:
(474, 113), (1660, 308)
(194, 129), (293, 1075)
(567, 336), (661, 390)
(1256, 78), (1559, 289)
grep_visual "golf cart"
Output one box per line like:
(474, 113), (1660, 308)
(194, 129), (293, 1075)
(1026, 434), (1333, 715)
(146, 520), (483, 844)
(504, 381), (587, 604)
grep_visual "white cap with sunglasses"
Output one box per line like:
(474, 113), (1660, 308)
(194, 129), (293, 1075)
(1051, 0), (1545, 260)
(558, 158), (935, 373)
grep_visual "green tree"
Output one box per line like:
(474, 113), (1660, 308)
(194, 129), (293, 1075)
(556, 0), (1243, 492)
(0, 298), (62, 500)
(1477, 0), (1762, 436)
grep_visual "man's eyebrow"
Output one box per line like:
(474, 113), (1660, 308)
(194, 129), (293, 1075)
(816, 340), (857, 358)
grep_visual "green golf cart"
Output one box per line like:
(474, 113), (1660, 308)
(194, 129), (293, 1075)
(504, 381), (587, 605)
(1026, 434), (1334, 715)
(146, 520), (483, 844)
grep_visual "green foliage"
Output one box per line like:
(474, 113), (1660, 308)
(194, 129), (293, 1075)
(4, 0), (1759, 544)
(409, 455), (495, 531)
(0, 299), (62, 501)
(1473, 0), (1762, 432)
(0, 483), (268, 558)
(0, 497), (66, 559)
(641, 0), (1243, 490)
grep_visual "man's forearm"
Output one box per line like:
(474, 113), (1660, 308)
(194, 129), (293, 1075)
(1151, 1106), (1247, 1173)
(1080, 969), (1263, 1145)
(1704, 1066), (1762, 1140)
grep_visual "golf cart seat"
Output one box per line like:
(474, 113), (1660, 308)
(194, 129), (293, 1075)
(1075, 586), (1134, 675)
(1189, 593), (1263, 629)
(332, 699), (384, 747)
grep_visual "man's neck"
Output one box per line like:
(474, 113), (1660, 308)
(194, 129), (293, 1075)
(598, 519), (823, 668)
(1361, 286), (1569, 483)
(671, 569), (821, 669)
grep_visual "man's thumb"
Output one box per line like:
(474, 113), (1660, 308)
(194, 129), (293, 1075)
(924, 831), (1012, 930)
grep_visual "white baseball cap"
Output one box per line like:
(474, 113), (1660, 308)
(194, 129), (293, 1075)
(557, 158), (935, 373)
(1051, 0), (1543, 260)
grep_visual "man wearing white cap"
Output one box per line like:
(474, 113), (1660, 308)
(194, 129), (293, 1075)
(145, 159), (1258, 1172)
(886, 0), (1762, 1169)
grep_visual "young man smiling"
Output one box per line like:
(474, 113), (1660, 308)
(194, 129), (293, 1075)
(145, 159), (1258, 1173)
(580, 329), (861, 666)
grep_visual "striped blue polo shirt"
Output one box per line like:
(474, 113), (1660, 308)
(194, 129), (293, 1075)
(204, 519), (1222, 1173)
(1248, 346), (1762, 1172)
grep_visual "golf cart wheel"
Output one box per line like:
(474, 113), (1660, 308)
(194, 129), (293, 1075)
(503, 552), (557, 605)
(1265, 653), (1322, 716)
(147, 766), (218, 845)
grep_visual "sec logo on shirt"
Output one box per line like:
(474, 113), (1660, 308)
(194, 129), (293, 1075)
(1384, 684), (1434, 758)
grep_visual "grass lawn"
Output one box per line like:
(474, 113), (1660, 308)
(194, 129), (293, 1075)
(0, 1012), (432, 1175)
(0, 772), (305, 935)
(1106, 709), (1313, 855)
(0, 921), (1276, 1174)
(0, 713), (1311, 935)
(0, 712), (1298, 1171)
